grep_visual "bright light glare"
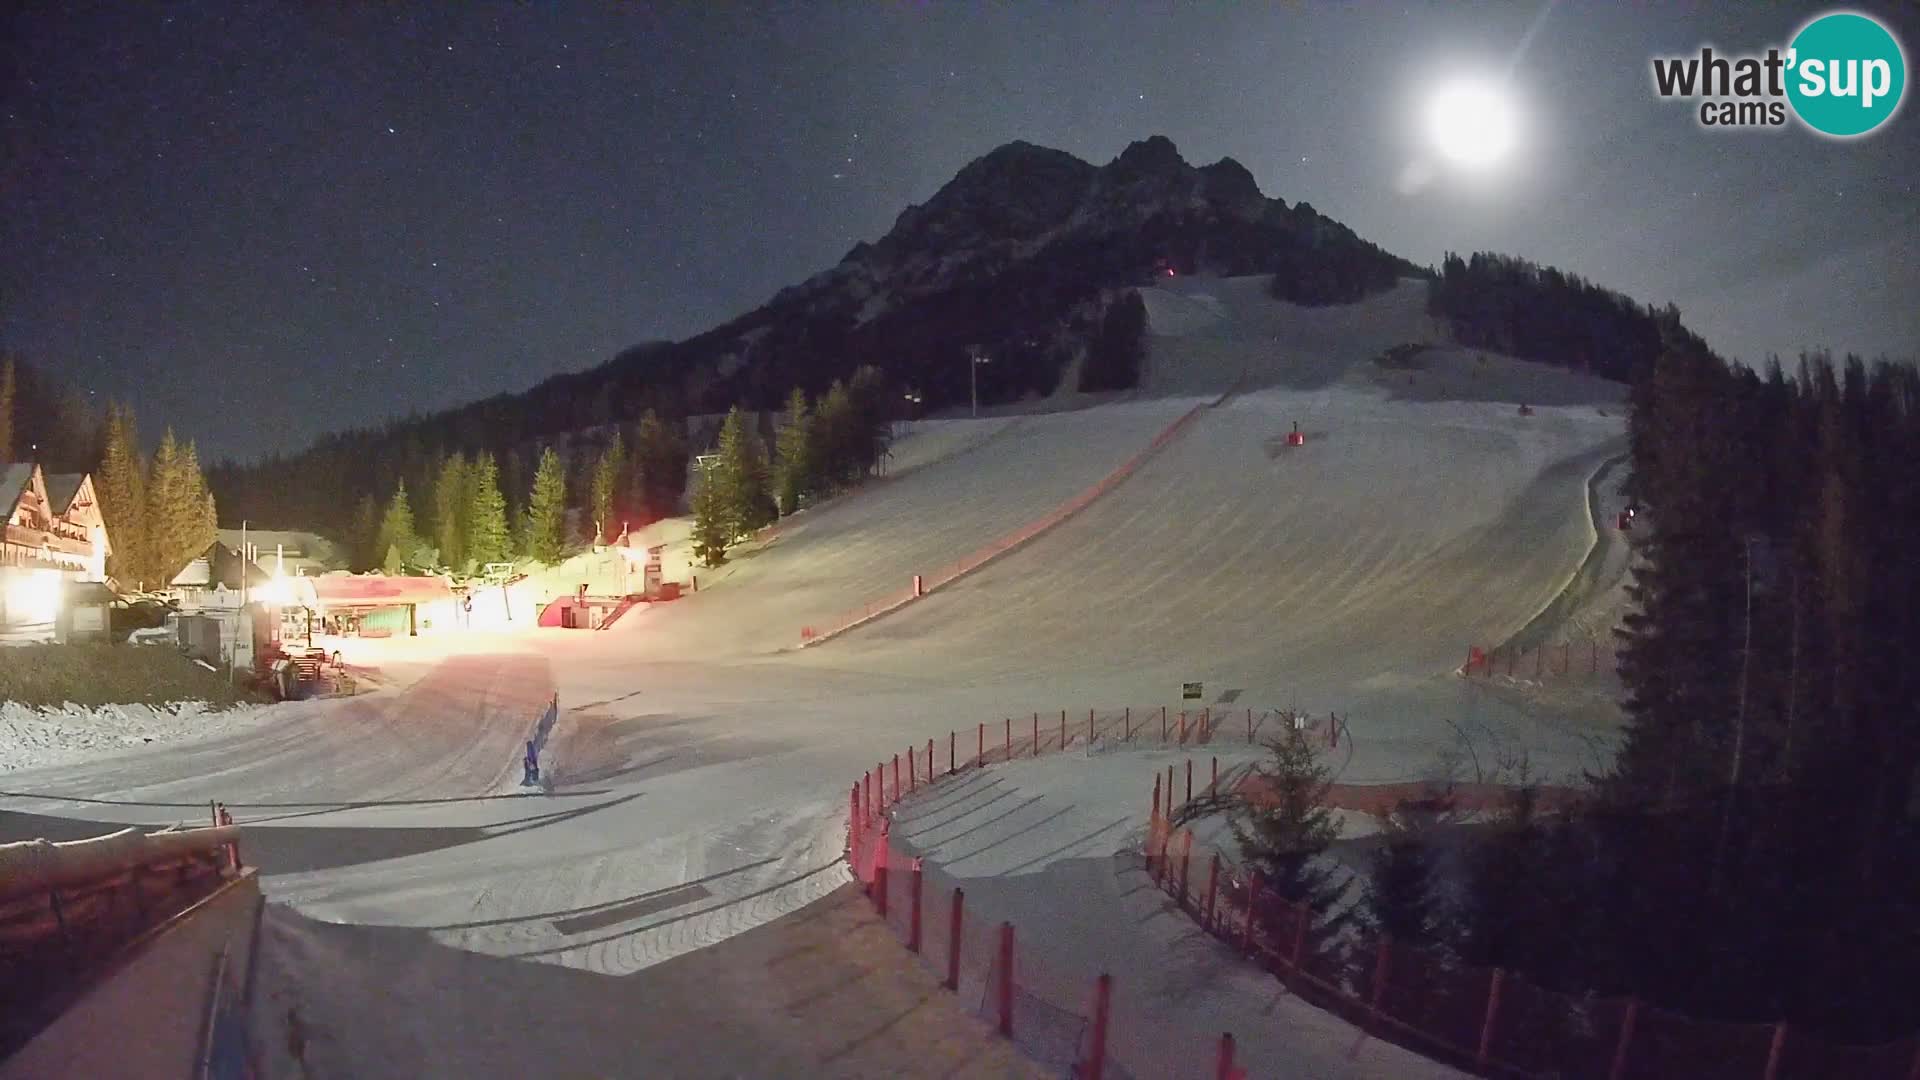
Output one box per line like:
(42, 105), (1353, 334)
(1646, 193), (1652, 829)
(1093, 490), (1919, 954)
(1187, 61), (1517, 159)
(1427, 79), (1517, 169)
(5, 570), (62, 624)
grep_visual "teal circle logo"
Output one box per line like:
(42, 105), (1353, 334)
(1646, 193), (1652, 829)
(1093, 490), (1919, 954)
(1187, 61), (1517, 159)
(1786, 12), (1906, 137)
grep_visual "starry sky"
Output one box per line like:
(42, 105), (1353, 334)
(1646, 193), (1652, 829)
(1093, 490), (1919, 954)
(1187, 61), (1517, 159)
(4, 2), (1916, 461)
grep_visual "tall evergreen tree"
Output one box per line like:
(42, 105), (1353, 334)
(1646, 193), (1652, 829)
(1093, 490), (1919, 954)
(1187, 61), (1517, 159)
(632, 410), (687, 520)
(590, 431), (626, 541)
(715, 406), (775, 538)
(95, 402), (147, 584)
(431, 453), (470, 572)
(348, 493), (379, 572)
(689, 460), (731, 568)
(0, 357), (14, 462)
(1228, 730), (1350, 942)
(814, 380), (856, 487)
(144, 429), (212, 584)
(1364, 801), (1445, 949)
(464, 454), (512, 567)
(773, 388), (814, 515)
(523, 446), (569, 564)
(376, 480), (419, 574)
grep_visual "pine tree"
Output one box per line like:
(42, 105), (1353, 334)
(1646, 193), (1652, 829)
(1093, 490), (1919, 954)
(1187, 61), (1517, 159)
(523, 446), (569, 565)
(95, 402), (147, 584)
(1228, 730), (1350, 940)
(376, 480), (419, 575)
(774, 388), (815, 515)
(847, 366), (894, 478)
(180, 439), (218, 559)
(0, 357), (14, 462)
(716, 406), (774, 539)
(690, 460), (731, 567)
(143, 429), (204, 584)
(1365, 800), (1447, 948)
(432, 453), (469, 572)
(464, 454), (512, 568)
(590, 431), (626, 541)
(814, 380), (855, 487)
(348, 493), (379, 572)
(633, 410), (686, 519)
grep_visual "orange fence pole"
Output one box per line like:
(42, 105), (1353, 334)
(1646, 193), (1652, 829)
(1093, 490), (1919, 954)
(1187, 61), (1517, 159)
(1032, 712), (1039, 757)
(909, 862), (924, 953)
(1185, 759), (1193, 805)
(876, 763), (885, 811)
(1202, 707), (1210, 740)
(1369, 938), (1392, 1026)
(874, 842), (889, 917)
(1204, 853), (1220, 929)
(1161, 706), (1168, 740)
(996, 923), (1014, 1037)
(1060, 709), (1067, 750)
(1290, 900), (1309, 971)
(1214, 1033), (1237, 1080)
(1179, 710), (1187, 742)
(908, 746), (916, 791)
(1089, 708), (1095, 745)
(949, 731), (956, 775)
(893, 754), (901, 801)
(1004, 717), (1011, 761)
(1763, 1023), (1787, 1080)
(946, 887), (964, 990)
(1084, 973), (1112, 1080)
(1243, 874), (1262, 952)
(1609, 1000), (1639, 1080)
(1124, 706), (1131, 740)
(1211, 756), (1218, 793)
(1477, 968), (1505, 1070)
(927, 738), (934, 783)
(1246, 707), (1253, 744)
(978, 722), (984, 766)
(1167, 765), (1176, 813)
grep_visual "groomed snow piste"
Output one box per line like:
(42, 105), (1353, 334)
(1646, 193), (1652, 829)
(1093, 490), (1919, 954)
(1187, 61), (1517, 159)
(0, 276), (1628, 1077)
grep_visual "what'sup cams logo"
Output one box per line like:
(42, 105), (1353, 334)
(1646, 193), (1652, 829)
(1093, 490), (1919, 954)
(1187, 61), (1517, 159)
(1652, 10), (1906, 137)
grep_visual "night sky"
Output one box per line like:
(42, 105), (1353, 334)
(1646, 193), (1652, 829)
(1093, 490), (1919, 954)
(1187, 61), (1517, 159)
(5, 3), (1916, 461)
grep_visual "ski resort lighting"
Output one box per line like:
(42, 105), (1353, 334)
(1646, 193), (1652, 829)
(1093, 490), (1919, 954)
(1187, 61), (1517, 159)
(1426, 77), (1517, 169)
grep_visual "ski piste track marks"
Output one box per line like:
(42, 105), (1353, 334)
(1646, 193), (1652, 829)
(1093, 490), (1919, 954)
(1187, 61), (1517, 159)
(798, 392), (1220, 649)
(0, 277), (1632, 1077)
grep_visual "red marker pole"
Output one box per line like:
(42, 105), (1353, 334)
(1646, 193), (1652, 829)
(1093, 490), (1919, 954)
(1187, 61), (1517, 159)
(1004, 717), (1011, 761)
(977, 722), (984, 767)
(950, 730), (957, 775)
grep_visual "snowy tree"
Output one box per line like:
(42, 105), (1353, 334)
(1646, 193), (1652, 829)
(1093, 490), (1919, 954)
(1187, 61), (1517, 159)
(773, 388), (814, 516)
(523, 446), (569, 565)
(1228, 730), (1350, 942)
(431, 453), (469, 572)
(715, 406), (774, 539)
(464, 454), (512, 568)
(95, 402), (147, 584)
(690, 460), (730, 567)
(375, 480), (420, 575)
(590, 431), (626, 541)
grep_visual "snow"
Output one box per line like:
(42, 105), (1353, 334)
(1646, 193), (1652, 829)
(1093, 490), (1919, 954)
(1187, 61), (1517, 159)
(887, 747), (1465, 1078)
(0, 275), (1629, 1076)
(0, 700), (285, 774)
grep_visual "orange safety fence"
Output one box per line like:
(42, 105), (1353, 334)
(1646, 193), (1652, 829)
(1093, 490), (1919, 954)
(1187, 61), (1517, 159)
(1145, 778), (1920, 1080)
(1463, 638), (1621, 682)
(800, 403), (1210, 645)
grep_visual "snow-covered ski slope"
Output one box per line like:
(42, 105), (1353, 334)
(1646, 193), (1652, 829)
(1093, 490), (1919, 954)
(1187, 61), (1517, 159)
(0, 275), (1628, 1078)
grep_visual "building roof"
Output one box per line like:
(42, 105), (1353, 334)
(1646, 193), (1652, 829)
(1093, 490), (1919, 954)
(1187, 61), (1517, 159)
(309, 574), (453, 608)
(170, 542), (273, 590)
(43, 474), (86, 515)
(1, 464), (33, 517)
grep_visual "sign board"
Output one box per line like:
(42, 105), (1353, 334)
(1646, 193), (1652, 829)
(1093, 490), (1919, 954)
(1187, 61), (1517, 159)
(1182, 681), (1203, 701)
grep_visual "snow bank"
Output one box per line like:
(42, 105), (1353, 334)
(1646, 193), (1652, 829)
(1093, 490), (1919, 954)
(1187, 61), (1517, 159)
(0, 700), (282, 774)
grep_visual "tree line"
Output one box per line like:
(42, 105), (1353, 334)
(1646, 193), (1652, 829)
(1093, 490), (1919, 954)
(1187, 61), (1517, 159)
(1425, 251), (1709, 383)
(1219, 334), (1920, 1048)
(94, 404), (220, 591)
(692, 367), (895, 567)
(340, 409), (690, 575)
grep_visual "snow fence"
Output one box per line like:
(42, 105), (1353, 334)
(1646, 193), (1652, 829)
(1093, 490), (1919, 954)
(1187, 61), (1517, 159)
(1146, 771), (1920, 1080)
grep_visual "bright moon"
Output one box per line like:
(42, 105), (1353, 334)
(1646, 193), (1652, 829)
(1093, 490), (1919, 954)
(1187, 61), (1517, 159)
(1427, 79), (1517, 169)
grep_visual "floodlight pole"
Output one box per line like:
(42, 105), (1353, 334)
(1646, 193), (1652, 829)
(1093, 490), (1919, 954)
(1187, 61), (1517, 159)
(968, 346), (989, 418)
